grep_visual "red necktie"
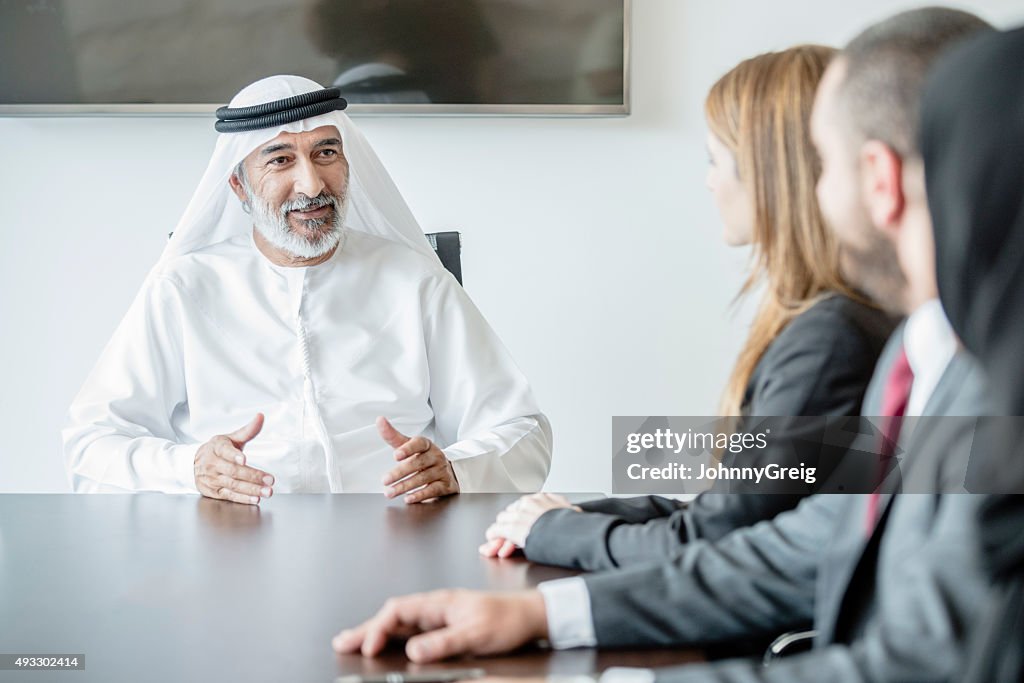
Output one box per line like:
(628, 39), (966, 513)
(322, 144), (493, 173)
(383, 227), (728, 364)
(865, 347), (914, 534)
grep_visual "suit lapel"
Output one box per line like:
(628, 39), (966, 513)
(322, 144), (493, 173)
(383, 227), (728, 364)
(815, 494), (876, 644)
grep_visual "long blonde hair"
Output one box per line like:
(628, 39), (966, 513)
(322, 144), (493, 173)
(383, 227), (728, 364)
(706, 45), (864, 416)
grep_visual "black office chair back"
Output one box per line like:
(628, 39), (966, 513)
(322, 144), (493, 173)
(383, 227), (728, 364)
(425, 231), (463, 285)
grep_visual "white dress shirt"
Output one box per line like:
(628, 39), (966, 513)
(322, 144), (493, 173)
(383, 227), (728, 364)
(63, 230), (552, 493)
(903, 298), (958, 417)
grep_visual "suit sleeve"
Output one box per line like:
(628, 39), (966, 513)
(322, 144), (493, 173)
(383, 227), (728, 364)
(577, 495), (687, 520)
(581, 494), (846, 647)
(525, 303), (889, 571)
(641, 494), (988, 683)
(526, 492), (804, 572)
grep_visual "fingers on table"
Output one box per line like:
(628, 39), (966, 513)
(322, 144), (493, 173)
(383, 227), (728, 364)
(375, 593), (465, 663)
(212, 458), (274, 489)
(335, 593), (450, 657)
(195, 442), (274, 505)
(497, 539), (520, 558)
(403, 479), (454, 505)
(208, 453), (274, 503)
(482, 524), (523, 557)
(332, 623), (366, 653)
(212, 487), (261, 505)
(478, 538), (504, 556)
(482, 498), (528, 540)
(214, 474), (272, 500)
(406, 625), (470, 663)
(387, 464), (447, 498)
(383, 448), (456, 504)
(195, 474), (260, 506)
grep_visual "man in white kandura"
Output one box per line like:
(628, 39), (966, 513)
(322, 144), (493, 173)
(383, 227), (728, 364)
(63, 75), (552, 504)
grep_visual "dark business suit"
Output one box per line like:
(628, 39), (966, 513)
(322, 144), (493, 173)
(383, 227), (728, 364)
(958, 495), (1024, 683)
(525, 294), (897, 571)
(580, 350), (993, 683)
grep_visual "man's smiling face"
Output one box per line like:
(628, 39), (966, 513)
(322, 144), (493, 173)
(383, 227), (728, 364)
(231, 125), (350, 259)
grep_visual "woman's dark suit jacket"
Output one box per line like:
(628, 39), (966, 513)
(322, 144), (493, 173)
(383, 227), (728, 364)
(524, 293), (898, 571)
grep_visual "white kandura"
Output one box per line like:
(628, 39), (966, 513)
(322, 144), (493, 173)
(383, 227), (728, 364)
(62, 75), (552, 494)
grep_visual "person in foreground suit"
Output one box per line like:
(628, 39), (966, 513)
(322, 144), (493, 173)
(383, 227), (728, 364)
(332, 10), (996, 682)
(917, 26), (1024, 683)
(481, 45), (896, 566)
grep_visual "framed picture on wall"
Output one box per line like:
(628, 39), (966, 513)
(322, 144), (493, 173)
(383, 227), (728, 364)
(0, 0), (631, 116)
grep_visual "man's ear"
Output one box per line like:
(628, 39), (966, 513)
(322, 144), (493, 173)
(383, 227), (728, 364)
(859, 140), (905, 235)
(228, 171), (248, 204)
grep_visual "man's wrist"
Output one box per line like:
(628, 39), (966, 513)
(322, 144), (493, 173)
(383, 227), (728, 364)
(522, 589), (550, 640)
(447, 458), (460, 488)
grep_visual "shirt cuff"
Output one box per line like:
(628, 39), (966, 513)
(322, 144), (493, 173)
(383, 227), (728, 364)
(537, 577), (598, 649)
(171, 443), (201, 493)
(599, 668), (656, 683)
(447, 455), (474, 492)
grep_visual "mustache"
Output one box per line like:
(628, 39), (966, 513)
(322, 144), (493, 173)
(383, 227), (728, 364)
(280, 191), (345, 215)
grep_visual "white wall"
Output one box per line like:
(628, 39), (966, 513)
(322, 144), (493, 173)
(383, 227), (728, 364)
(2, 0), (1022, 493)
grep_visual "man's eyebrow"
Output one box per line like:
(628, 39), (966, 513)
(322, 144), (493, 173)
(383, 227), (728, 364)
(260, 142), (294, 156)
(313, 137), (343, 148)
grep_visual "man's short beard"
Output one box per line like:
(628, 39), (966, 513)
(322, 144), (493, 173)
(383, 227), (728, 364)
(840, 231), (909, 315)
(240, 172), (348, 260)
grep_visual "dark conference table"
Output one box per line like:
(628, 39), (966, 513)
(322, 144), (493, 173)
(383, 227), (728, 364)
(0, 494), (702, 682)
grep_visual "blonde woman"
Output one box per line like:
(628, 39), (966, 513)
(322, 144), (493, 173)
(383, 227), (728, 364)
(481, 45), (897, 569)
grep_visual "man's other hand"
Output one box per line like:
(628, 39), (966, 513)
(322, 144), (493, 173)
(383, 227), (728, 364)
(332, 589), (548, 663)
(194, 413), (275, 505)
(379, 417), (460, 504)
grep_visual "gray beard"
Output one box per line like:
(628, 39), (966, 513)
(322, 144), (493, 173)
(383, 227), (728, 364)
(246, 185), (348, 260)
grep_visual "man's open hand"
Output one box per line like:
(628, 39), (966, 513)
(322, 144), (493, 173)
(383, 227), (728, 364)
(332, 589), (548, 663)
(194, 413), (275, 505)
(379, 417), (459, 504)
